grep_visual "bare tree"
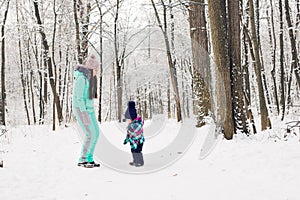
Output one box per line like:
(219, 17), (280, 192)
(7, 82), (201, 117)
(33, 1), (63, 126)
(248, 0), (271, 130)
(268, 0), (280, 115)
(0, 0), (10, 126)
(188, 0), (211, 127)
(228, 0), (249, 134)
(242, 22), (257, 134)
(285, 0), (300, 108)
(279, 0), (285, 120)
(207, 0), (234, 139)
(151, 0), (182, 122)
(16, 2), (30, 125)
(114, 0), (124, 123)
(95, 0), (104, 123)
(73, 0), (90, 63)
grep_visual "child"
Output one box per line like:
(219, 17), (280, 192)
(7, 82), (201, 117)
(123, 101), (145, 167)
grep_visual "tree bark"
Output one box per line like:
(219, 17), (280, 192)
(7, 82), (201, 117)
(167, 80), (171, 119)
(1, 0), (10, 126)
(114, 0), (123, 122)
(285, 0), (300, 107)
(207, 0), (234, 139)
(189, 0), (211, 127)
(32, 35), (45, 124)
(268, 0), (280, 115)
(73, 0), (82, 63)
(249, 0), (271, 130)
(16, 2), (30, 125)
(52, 0), (58, 130)
(279, 0), (285, 120)
(242, 23), (257, 134)
(95, 0), (104, 123)
(151, 0), (182, 122)
(33, 1), (63, 124)
(228, 0), (249, 134)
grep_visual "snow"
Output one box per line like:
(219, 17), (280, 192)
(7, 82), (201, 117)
(0, 118), (300, 200)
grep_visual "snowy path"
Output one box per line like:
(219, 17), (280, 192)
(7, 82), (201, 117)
(77, 118), (197, 174)
(0, 121), (300, 200)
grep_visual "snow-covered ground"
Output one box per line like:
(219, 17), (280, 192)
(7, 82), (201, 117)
(0, 117), (299, 200)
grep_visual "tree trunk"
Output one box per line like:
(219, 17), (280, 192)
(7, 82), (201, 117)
(189, 0), (211, 127)
(242, 24), (257, 134)
(52, 0), (58, 130)
(285, 0), (300, 105)
(207, 0), (234, 139)
(167, 80), (171, 119)
(114, 0), (123, 122)
(1, 0), (10, 126)
(297, 0), (300, 45)
(268, 0), (280, 115)
(73, 0), (90, 63)
(279, 0), (285, 120)
(228, 0), (249, 134)
(158, 83), (163, 114)
(297, 0), (300, 83)
(61, 48), (69, 113)
(65, 51), (72, 123)
(254, 0), (271, 108)
(149, 85), (153, 119)
(82, 2), (90, 60)
(22, 37), (37, 125)
(34, 35), (45, 124)
(30, 70), (37, 124)
(249, 0), (271, 130)
(169, 0), (183, 121)
(95, 0), (103, 123)
(16, 2), (30, 125)
(151, 0), (182, 122)
(73, 0), (82, 63)
(181, 62), (186, 118)
(33, 1), (63, 124)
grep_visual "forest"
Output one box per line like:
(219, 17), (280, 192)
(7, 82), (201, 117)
(0, 0), (299, 140)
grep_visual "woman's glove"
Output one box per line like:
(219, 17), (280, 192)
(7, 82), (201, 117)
(81, 111), (90, 125)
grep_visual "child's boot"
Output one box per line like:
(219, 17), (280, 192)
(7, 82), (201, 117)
(135, 153), (144, 167)
(129, 152), (137, 166)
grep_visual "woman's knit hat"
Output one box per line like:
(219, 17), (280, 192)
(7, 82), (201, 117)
(85, 54), (99, 70)
(124, 101), (137, 120)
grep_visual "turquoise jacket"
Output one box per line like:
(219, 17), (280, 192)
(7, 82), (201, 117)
(72, 70), (94, 112)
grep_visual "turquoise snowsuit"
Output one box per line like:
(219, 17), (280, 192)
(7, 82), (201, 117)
(72, 68), (99, 163)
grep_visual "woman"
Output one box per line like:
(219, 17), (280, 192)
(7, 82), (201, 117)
(72, 54), (100, 168)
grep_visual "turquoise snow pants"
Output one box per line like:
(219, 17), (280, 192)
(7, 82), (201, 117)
(74, 108), (99, 163)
